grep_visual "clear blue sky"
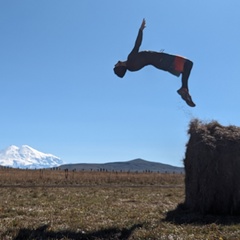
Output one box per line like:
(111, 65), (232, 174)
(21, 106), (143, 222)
(1, 1), (240, 167)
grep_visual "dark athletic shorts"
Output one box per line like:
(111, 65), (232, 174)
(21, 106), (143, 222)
(169, 56), (186, 77)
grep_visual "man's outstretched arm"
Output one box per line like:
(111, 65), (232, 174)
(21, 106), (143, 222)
(130, 19), (146, 55)
(140, 18), (146, 31)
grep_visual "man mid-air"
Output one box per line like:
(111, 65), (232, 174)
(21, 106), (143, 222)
(114, 18), (195, 107)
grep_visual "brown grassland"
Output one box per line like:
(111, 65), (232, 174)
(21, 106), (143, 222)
(1, 168), (240, 239)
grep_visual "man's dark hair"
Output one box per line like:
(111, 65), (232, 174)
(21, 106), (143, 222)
(113, 66), (127, 78)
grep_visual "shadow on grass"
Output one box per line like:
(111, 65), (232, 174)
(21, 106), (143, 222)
(164, 203), (240, 225)
(13, 223), (143, 240)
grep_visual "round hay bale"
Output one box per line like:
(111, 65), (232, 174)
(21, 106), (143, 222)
(184, 119), (240, 215)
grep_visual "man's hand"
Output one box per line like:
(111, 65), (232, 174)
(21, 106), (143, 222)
(140, 18), (146, 31)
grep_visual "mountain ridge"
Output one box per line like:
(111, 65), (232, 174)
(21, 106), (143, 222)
(59, 158), (184, 173)
(0, 145), (184, 173)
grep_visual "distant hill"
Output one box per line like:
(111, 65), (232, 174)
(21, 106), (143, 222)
(59, 158), (184, 173)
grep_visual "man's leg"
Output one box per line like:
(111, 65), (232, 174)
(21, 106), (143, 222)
(181, 59), (193, 90)
(177, 60), (195, 107)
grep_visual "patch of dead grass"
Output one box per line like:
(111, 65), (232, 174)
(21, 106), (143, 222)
(0, 170), (240, 239)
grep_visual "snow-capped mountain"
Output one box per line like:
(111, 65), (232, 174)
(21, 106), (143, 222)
(0, 145), (63, 169)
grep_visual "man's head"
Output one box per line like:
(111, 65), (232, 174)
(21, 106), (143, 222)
(113, 61), (127, 78)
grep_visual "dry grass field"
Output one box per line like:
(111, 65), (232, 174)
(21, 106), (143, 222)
(1, 169), (240, 239)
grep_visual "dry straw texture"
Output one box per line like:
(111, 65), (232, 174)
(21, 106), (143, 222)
(184, 119), (240, 214)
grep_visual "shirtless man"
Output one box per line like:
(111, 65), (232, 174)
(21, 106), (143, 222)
(114, 19), (195, 107)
